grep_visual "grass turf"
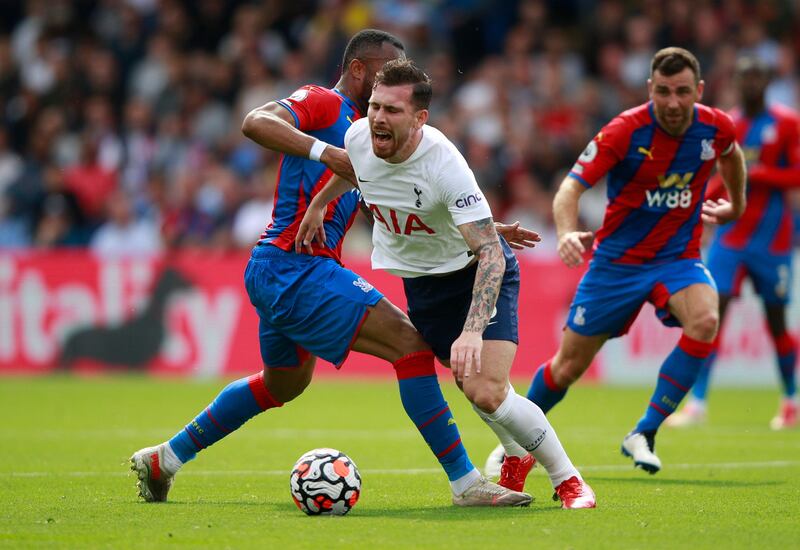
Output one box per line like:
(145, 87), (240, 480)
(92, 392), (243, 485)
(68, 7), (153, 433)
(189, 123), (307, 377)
(1, 376), (798, 549)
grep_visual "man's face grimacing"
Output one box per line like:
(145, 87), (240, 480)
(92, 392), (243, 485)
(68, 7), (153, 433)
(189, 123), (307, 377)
(648, 67), (704, 137)
(367, 83), (428, 163)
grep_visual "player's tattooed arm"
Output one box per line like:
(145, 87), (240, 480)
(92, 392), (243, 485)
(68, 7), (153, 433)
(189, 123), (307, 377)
(458, 217), (505, 333)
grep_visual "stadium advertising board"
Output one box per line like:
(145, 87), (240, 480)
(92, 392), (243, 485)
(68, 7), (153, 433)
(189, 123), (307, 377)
(0, 251), (791, 385)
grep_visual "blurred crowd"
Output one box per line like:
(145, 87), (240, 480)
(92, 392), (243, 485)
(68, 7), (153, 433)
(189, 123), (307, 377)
(1, 0), (799, 258)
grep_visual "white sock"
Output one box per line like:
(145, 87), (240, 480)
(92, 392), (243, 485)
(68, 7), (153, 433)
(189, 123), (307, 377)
(480, 386), (580, 488)
(450, 467), (482, 495)
(162, 442), (184, 475)
(471, 403), (529, 459)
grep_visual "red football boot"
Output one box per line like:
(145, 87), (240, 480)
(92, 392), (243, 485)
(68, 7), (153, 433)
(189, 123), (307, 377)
(553, 476), (596, 509)
(497, 454), (535, 492)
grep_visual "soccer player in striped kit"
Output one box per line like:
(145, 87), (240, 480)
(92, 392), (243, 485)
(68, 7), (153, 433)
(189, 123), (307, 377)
(669, 57), (799, 430)
(130, 30), (531, 507)
(487, 47), (747, 476)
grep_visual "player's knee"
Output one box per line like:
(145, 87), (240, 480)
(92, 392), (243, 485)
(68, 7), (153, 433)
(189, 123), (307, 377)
(392, 319), (428, 356)
(685, 310), (719, 342)
(464, 382), (506, 413)
(263, 365), (314, 403)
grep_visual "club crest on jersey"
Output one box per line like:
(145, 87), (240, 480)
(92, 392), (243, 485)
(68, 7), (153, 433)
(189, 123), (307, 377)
(762, 124), (777, 143)
(353, 277), (374, 293)
(573, 306), (586, 326)
(700, 139), (715, 161)
(288, 88), (309, 102)
(413, 185), (423, 207)
(579, 140), (598, 163)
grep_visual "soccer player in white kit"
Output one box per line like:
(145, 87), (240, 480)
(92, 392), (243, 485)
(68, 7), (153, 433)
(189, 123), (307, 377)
(297, 59), (595, 508)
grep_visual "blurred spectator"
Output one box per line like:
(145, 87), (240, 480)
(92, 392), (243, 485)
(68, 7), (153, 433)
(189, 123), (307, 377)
(90, 189), (162, 257)
(62, 132), (118, 226)
(0, 0), (800, 254)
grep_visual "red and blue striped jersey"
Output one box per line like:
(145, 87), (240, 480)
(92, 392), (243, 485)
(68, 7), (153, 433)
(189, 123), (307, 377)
(569, 102), (736, 264)
(715, 104), (800, 255)
(258, 85), (362, 263)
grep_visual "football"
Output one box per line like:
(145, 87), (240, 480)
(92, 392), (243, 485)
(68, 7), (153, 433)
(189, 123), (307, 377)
(289, 448), (362, 516)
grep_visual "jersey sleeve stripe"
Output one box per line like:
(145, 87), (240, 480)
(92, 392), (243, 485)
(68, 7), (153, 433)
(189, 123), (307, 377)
(569, 171), (592, 188)
(275, 100), (300, 128)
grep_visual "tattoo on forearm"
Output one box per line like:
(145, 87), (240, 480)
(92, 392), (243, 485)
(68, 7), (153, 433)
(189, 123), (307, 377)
(461, 218), (504, 333)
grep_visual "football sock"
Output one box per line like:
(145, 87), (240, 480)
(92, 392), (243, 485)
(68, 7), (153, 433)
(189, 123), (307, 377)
(526, 361), (567, 414)
(773, 332), (797, 398)
(635, 334), (714, 434)
(475, 385), (580, 488)
(479, 420), (528, 459)
(690, 335), (720, 401)
(167, 371), (282, 466)
(393, 351), (476, 489)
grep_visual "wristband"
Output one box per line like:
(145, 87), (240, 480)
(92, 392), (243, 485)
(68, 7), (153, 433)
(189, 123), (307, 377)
(308, 139), (328, 162)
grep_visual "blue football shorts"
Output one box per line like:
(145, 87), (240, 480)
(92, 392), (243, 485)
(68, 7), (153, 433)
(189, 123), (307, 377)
(244, 244), (383, 368)
(402, 238), (520, 360)
(706, 239), (791, 305)
(565, 257), (717, 338)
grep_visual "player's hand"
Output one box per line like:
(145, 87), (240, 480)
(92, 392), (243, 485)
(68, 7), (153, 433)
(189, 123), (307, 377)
(495, 221), (541, 250)
(295, 204), (327, 254)
(450, 331), (483, 382)
(557, 231), (594, 267)
(701, 198), (744, 225)
(320, 146), (356, 184)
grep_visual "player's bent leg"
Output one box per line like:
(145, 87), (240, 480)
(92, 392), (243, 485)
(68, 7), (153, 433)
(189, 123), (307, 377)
(526, 329), (607, 415)
(625, 284), (717, 474)
(130, 360), (304, 502)
(352, 298), (523, 502)
(464, 341), (591, 507)
(764, 303), (798, 429)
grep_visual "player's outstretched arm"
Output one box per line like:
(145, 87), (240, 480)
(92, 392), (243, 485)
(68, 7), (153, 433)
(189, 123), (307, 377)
(494, 221), (541, 250)
(553, 176), (593, 267)
(450, 217), (504, 381)
(295, 173), (356, 253)
(242, 102), (355, 182)
(702, 143), (746, 225)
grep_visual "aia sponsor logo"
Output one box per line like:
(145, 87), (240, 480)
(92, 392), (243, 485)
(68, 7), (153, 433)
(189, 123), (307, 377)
(368, 204), (435, 235)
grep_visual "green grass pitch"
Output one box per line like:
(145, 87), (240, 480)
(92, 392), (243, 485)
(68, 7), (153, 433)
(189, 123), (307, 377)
(1, 376), (798, 549)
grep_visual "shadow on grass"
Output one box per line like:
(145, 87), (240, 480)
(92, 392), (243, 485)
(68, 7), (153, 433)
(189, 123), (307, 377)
(588, 476), (783, 488)
(148, 500), (565, 519)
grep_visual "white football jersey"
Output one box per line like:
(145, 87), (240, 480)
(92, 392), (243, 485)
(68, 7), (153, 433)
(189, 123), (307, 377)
(345, 118), (493, 277)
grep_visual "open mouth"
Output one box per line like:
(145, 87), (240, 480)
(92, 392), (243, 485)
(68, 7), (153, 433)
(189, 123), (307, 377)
(372, 128), (392, 145)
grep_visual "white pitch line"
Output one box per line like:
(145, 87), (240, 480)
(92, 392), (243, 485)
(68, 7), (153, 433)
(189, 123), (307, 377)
(3, 460), (799, 478)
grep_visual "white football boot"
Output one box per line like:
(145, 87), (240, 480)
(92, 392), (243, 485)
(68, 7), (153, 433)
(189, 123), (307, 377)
(452, 476), (532, 507)
(483, 443), (505, 478)
(130, 444), (176, 502)
(621, 432), (661, 474)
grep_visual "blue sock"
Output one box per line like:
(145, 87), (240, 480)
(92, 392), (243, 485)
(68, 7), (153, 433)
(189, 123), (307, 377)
(526, 362), (567, 414)
(394, 351), (473, 481)
(690, 350), (716, 401)
(168, 372), (281, 463)
(635, 334), (713, 433)
(774, 332), (797, 398)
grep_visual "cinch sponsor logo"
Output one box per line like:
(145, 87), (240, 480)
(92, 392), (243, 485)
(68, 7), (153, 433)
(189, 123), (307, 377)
(455, 193), (483, 208)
